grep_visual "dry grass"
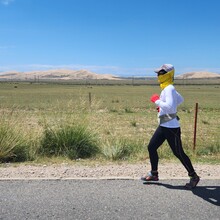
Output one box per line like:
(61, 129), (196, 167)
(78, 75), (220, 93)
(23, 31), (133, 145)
(0, 83), (219, 163)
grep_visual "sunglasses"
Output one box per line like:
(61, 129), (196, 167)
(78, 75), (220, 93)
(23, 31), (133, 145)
(157, 69), (167, 76)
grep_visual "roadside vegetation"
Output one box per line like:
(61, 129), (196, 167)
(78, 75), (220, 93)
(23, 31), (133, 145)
(0, 82), (219, 164)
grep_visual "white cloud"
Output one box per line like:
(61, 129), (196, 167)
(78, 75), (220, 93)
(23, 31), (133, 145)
(1, 0), (14, 5)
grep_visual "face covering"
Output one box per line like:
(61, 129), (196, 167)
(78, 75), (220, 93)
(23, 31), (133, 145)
(158, 69), (174, 89)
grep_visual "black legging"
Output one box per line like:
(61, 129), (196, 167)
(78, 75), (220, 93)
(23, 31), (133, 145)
(148, 126), (195, 176)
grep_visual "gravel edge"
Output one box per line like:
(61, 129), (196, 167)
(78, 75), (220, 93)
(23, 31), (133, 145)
(0, 162), (219, 180)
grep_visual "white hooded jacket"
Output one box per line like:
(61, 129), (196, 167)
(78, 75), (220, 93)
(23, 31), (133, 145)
(155, 84), (184, 128)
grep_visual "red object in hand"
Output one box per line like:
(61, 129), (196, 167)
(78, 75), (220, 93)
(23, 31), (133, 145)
(150, 94), (160, 103)
(156, 107), (160, 112)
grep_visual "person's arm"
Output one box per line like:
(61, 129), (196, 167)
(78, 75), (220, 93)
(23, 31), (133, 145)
(155, 87), (174, 111)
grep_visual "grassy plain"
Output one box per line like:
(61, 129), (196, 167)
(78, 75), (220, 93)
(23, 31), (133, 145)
(0, 82), (219, 164)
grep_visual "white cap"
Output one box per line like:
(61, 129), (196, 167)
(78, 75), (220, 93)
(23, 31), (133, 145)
(154, 64), (174, 73)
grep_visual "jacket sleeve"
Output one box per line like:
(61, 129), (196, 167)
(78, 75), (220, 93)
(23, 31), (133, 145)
(155, 87), (183, 111)
(155, 87), (174, 111)
(176, 91), (184, 105)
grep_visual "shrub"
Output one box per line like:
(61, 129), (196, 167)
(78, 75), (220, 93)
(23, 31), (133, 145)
(39, 124), (100, 160)
(130, 121), (137, 127)
(124, 107), (134, 113)
(101, 139), (144, 160)
(0, 123), (29, 162)
(196, 142), (220, 156)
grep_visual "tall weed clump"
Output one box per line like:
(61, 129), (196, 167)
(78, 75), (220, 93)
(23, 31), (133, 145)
(0, 121), (29, 162)
(39, 123), (100, 160)
(196, 142), (220, 156)
(101, 139), (145, 161)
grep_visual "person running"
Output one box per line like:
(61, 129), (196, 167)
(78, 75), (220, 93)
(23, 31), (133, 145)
(141, 64), (200, 189)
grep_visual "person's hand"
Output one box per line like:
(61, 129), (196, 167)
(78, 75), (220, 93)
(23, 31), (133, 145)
(150, 94), (160, 103)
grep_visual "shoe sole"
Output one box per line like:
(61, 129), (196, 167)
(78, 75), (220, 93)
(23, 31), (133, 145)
(185, 178), (200, 189)
(141, 177), (159, 181)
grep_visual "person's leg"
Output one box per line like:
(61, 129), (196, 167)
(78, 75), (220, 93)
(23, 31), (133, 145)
(141, 126), (166, 181)
(163, 127), (195, 174)
(164, 127), (200, 188)
(147, 126), (166, 172)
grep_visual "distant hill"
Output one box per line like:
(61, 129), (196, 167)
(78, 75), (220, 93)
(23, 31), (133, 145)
(1, 69), (220, 81)
(0, 69), (120, 81)
(176, 72), (220, 79)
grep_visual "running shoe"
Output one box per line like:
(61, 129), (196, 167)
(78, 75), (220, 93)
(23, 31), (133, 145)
(141, 172), (159, 181)
(185, 175), (200, 189)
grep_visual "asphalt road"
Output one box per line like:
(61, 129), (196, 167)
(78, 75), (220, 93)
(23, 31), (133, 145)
(0, 179), (219, 220)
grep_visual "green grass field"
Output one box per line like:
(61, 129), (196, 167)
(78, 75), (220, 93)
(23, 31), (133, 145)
(0, 82), (219, 164)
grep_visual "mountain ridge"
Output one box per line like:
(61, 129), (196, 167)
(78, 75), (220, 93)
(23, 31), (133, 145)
(0, 69), (220, 80)
(0, 69), (120, 80)
(175, 71), (220, 79)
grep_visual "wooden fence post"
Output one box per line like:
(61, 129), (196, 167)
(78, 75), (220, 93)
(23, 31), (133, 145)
(193, 103), (198, 151)
(89, 92), (92, 107)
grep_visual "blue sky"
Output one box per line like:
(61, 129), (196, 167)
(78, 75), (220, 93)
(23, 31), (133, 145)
(0, 0), (220, 76)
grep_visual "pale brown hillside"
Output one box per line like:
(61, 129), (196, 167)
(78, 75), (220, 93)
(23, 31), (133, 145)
(0, 69), (119, 80)
(176, 72), (220, 79)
